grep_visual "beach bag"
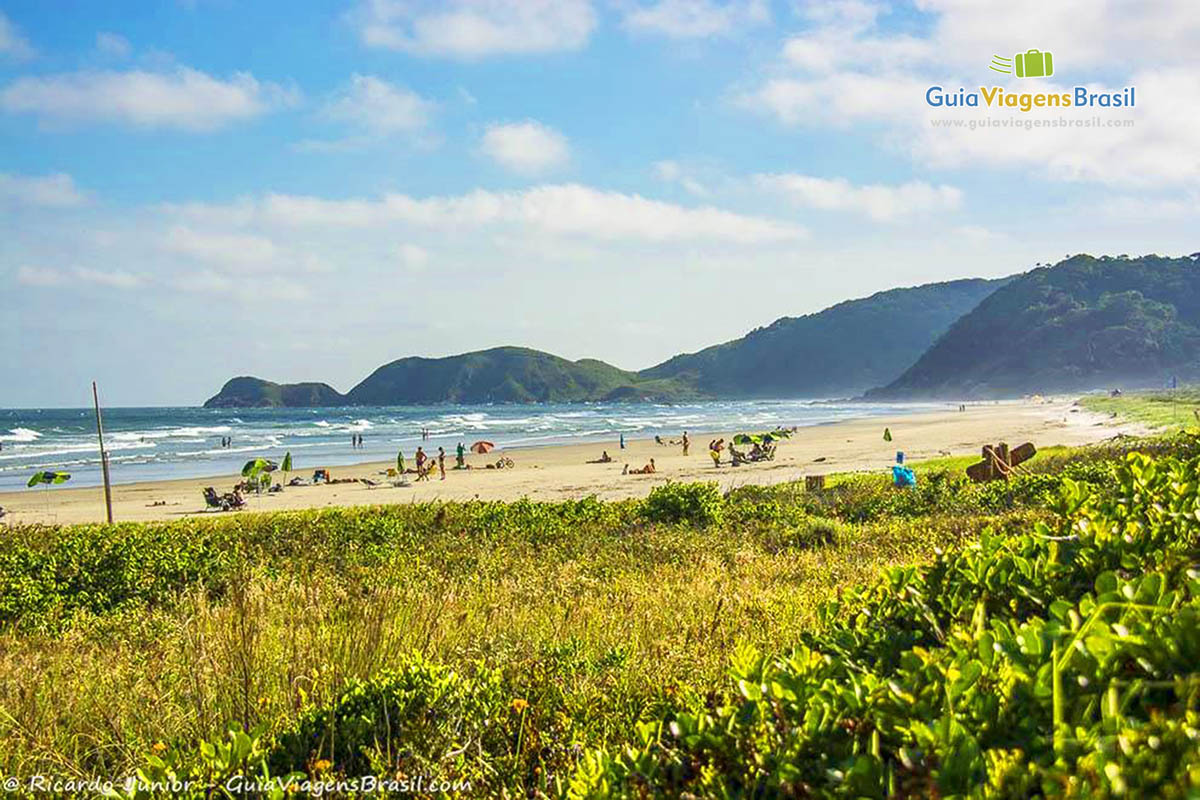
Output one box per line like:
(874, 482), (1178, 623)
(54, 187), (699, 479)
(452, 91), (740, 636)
(892, 465), (916, 488)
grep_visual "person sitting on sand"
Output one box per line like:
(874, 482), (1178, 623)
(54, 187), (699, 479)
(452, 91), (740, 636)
(587, 451), (613, 464)
(655, 435), (665, 446)
(622, 464), (629, 475)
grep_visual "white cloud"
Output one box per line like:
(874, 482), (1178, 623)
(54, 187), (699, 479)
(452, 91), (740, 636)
(95, 32), (132, 59)
(164, 226), (278, 266)
(622, 0), (769, 38)
(0, 68), (297, 131)
(739, 0), (1200, 187)
(174, 183), (805, 244)
(322, 74), (434, 138)
(397, 243), (429, 270)
(0, 11), (34, 60)
(480, 120), (570, 174)
(15, 265), (143, 289)
(15, 266), (65, 287)
(75, 267), (144, 289)
(653, 160), (710, 196)
(354, 0), (596, 58)
(918, 0), (1200, 70)
(0, 173), (87, 207)
(757, 173), (962, 220)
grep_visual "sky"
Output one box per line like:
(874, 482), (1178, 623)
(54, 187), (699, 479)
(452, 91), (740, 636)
(1, 0), (1197, 407)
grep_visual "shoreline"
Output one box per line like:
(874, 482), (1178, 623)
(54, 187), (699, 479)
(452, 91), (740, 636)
(0, 399), (1150, 526)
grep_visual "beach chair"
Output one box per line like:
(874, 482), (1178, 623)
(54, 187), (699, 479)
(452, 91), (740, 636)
(203, 487), (226, 511)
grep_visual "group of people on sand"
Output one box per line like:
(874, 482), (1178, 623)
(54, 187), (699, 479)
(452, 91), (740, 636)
(652, 431), (690, 455)
(351, 433), (365, 449)
(412, 446), (446, 481)
(394, 441), (472, 483)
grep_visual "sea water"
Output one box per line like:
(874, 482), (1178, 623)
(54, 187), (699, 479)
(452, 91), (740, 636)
(0, 401), (945, 491)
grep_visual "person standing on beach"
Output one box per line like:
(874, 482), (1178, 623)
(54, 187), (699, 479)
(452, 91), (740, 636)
(456, 442), (465, 469)
(682, 431), (689, 456)
(415, 446), (427, 480)
(620, 432), (625, 450)
(438, 447), (446, 480)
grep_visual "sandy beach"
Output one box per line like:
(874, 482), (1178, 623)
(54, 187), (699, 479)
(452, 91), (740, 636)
(0, 399), (1147, 526)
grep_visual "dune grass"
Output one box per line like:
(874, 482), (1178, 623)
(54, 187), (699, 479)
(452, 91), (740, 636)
(1080, 388), (1200, 430)
(0, 433), (1195, 795)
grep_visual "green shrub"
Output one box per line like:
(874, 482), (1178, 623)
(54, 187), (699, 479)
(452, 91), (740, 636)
(569, 451), (1200, 798)
(640, 482), (725, 527)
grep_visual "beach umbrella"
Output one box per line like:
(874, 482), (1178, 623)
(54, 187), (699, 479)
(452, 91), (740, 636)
(28, 470), (70, 516)
(470, 441), (495, 454)
(241, 458), (277, 477)
(27, 470), (70, 488)
(397, 450), (406, 473)
(282, 452), (292, 473)
(883, 427), (893, 442)
(733, 434), (756, 445)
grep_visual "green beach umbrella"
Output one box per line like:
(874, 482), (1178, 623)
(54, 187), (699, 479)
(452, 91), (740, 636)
(27, 470), (71, 488)
(397, 450), (405, 473)
(241, 458), (277, 477)
(281, 452), (292, 473)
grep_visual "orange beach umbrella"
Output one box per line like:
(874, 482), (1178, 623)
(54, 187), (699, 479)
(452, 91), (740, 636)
(470, 441), (495, 454)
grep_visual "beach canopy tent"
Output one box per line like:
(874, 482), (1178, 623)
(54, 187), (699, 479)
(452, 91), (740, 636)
(733, 429), (793, 445)
(241, 458), (278, 477)
(27, 470), (70, 488)
(470, 441), (495, 454)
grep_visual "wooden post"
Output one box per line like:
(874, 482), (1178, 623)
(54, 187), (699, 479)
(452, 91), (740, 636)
(92, 381), (114, 524)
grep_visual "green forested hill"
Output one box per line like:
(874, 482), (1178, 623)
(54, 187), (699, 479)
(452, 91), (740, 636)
(344, 347), (694, 404)
(202, 278), (1007, 406)
(202, 377), (346, 408)
(869, 254), (1200, 399)
(638, 278), (1003, 397)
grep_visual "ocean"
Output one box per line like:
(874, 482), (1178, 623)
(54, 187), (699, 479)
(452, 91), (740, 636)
(0, 400), (945, 491)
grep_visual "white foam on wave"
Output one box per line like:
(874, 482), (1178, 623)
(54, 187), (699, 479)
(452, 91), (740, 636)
(2, 427), (42, 443)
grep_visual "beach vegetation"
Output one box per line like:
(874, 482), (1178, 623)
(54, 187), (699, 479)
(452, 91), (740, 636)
(1, 433), (1198, 795)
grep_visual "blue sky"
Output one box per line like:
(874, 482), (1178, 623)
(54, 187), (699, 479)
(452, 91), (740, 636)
(1, 0), (1197, 406)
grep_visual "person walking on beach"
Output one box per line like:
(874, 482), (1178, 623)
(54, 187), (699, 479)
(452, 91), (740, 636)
(438, 447), (446, 480)
(682, 431), (689, 456)
(456, 441), (465, 469)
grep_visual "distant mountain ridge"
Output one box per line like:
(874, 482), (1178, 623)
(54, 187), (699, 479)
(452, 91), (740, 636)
(868, 253), (1200, 399)
(203, 277), (1005, 407)
(641, 278), (1004, 398)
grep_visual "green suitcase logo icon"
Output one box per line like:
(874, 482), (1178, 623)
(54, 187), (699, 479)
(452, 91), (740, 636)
(1014, 49), (1053, 78)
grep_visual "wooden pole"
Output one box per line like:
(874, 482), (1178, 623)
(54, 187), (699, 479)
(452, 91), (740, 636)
(92, 381), (114, 524)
